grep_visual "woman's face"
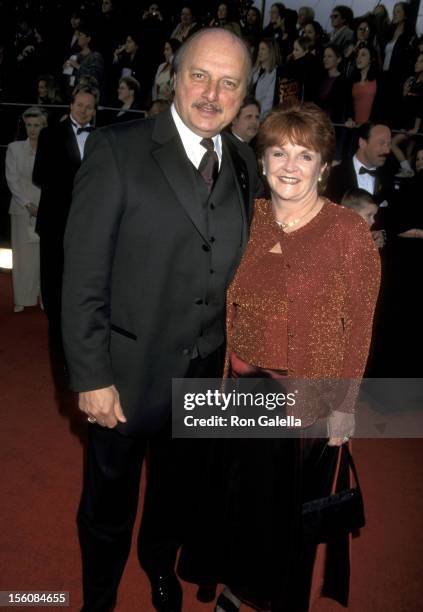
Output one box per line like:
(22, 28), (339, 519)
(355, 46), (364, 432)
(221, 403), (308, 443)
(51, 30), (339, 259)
(164, 42), (172, 62)
(24, 117), (45, 141)
(416, 149), (423, 172)
(357, 21), (370, 41)
(323, 48), (340, 71)
(102, 0), (113, 13)
(270, 5), (281, 25)
(247, 9), (258, 25)
(356, 47), (371, 70)
(415, 54), (423, 75)
(292, 40), (305, 60)
(70, 15), (81, 30)
(217, 4), (228, 20)
(303, 23), (316, 42)
(181, 7), (192, 24)
(117, 81), (133, 103)
(393, 3), (405, 24)
(257, 42), (270, 64)
(37, 80), (48, 98)
(263, 141), (324, 204)
(125, 36), (138, 54)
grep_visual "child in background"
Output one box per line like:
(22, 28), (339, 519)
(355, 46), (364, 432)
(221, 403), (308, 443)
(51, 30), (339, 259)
(342, 188), (385, 248)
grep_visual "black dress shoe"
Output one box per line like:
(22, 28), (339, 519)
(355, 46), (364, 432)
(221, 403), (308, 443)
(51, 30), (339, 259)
(197, 583), (217, 603)
(150, 573), (182, 612)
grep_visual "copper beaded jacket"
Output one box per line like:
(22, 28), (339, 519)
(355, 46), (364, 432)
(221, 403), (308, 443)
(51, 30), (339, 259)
(226, 199), (381, 419)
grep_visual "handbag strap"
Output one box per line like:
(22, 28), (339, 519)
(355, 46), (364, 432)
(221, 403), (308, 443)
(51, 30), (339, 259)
(343, 444), (362, 492)
(331, 442), (362, 494)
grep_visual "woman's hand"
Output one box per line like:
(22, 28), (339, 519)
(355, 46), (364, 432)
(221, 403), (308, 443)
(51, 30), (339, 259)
(345, 118), (356, 128)
(327, 437), (348, 446)
(26, 203), (38, 217)
(327, 410), (355, 446)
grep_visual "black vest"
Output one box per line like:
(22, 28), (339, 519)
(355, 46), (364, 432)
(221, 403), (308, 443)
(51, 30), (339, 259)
(190, 147), (244, 357)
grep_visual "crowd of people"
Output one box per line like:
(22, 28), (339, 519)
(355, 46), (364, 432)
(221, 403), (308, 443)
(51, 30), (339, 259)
(1, 2), (422, 146)
(1, 4), (423, 612)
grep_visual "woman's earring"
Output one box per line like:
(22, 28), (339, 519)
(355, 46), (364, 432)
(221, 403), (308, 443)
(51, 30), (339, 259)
(318, 175), (322, 182)
(262, 167), (267, 176)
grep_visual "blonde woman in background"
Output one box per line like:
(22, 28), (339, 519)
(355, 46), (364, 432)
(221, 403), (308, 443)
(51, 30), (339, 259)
(5, 107), (47, 312)
(251, 38), (281, 118)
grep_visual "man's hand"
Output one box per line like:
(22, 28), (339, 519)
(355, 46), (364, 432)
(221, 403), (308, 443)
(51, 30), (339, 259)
(79, 385), (127, 428)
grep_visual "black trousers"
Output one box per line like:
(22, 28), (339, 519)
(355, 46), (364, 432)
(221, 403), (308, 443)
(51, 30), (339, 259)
(78, 346), (224, 611)
(39, 234), (64, 339)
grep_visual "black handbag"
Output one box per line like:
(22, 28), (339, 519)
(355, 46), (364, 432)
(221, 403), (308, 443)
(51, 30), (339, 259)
(302, 445), (365, 543)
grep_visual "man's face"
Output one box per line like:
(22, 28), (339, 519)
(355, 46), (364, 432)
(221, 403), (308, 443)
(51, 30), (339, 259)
(359, 125), (391, 168)
(330, 10), (344, 29)
(298, 9), (309, 27)
(70, 92), (96, 126)
(173, 31), (249, 138)
(232, 104), (260, 142)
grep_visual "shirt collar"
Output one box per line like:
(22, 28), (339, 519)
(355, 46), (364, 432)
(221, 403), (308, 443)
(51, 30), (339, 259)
(171, 103), (222, 165)
(70, 115), (92, 131)
(353, 155), (376, 174)
(231, 129), (245, 143)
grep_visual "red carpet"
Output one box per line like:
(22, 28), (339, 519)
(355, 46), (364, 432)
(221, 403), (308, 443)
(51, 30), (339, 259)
(0, 270), (422, 612)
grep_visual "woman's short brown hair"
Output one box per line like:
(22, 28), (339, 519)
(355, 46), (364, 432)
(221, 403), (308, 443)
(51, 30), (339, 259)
(257, 101), (335, 166)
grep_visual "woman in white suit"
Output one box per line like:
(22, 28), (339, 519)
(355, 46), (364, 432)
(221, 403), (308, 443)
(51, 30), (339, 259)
(5, 107), (47, 312)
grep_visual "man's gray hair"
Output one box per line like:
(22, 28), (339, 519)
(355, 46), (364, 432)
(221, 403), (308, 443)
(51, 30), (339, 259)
(173, 27), (252, 80)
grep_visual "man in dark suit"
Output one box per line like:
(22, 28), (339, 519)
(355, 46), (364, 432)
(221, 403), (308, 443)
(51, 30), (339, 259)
(230, 95), (260, 145)
(325, 122), (393, 206)
(325, 122), (395, 233)
(326, 123), (397, 377)
(33, 84), (98, 339)
(62, 28), (261, 612)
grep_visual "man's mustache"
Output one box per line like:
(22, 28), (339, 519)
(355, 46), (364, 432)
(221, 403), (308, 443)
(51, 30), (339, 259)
(192, 102), (223, 113)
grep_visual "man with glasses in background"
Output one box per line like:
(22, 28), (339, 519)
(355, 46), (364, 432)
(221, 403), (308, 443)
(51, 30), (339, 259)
(330, 5), (354, 54)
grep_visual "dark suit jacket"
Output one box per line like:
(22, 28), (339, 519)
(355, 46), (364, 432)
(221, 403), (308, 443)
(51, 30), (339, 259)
(33, 117), (82, 239)
(62, 110), (261, 435)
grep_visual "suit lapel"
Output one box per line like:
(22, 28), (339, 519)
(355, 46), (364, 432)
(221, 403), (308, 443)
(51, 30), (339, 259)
(348, 160), (358, 189)
(151, 111), (209, 242)
(63, 119), (82, 165)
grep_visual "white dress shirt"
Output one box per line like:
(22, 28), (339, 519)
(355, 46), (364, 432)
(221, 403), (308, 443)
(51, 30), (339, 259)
(171, 103), (222, 170)
(70, 115), (93, 160)
(353, 155), (376, 194)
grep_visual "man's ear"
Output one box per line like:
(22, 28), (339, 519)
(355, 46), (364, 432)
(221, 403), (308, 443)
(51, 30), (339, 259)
(358, 137), (366, 151)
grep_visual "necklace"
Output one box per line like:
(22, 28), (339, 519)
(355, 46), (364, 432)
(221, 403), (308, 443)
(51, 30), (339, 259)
(275, 199), (319, 230)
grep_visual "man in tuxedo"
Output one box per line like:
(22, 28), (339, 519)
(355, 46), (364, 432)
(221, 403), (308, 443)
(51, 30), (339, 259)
(33, 84), (98, 339)
(62, 28), (260, 612)
(230, 95), (260, 145)
(325, 122), (393, 208)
